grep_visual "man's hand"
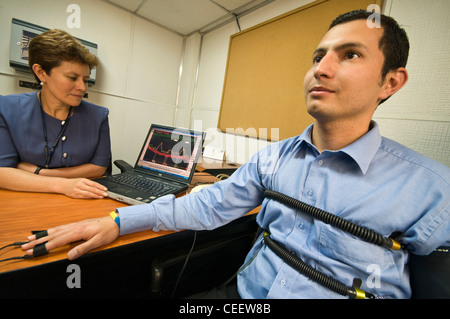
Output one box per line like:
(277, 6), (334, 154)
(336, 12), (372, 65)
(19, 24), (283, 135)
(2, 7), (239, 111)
(21, 216), (120, 260)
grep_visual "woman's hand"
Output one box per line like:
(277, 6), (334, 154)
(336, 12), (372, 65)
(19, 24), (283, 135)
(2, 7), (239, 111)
(60, 178), (109, 199)
(21, 216), (120, 260)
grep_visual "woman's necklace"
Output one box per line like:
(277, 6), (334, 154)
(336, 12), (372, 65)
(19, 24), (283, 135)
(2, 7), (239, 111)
(37, 91), (72, 168)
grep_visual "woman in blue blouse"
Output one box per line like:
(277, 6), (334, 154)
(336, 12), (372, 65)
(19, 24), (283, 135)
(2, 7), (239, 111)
(0, 29), (111, 199)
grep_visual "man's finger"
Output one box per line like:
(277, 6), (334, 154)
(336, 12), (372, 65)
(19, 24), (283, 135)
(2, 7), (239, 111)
(67, 241), (92, 260)
(22, 225), (75, 255)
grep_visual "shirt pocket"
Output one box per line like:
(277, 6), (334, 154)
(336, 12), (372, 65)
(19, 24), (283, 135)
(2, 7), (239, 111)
(318, 226), (408, 297)
(318, 226), (395, 274)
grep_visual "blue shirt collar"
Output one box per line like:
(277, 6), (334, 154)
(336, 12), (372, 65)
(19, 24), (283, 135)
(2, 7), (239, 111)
(296, 121), (382, 174)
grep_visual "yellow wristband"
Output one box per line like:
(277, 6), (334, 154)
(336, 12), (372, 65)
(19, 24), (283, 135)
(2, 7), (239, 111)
(109, 211), (120, 228)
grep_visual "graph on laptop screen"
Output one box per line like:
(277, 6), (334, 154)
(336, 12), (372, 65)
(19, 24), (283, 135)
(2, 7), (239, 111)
(137, 126), (202, 179)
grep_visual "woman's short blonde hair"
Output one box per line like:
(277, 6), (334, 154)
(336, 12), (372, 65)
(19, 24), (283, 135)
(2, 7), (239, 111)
(28, 29), (99, 83)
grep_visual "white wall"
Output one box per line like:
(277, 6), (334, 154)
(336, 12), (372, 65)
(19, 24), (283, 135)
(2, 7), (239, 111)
(373, 0), (450, 167)
(0, 0), (183, 173)
(187, 0), (450, 167)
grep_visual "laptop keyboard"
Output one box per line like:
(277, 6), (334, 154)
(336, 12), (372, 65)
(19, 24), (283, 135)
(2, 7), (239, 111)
(109, 174), (176, 195)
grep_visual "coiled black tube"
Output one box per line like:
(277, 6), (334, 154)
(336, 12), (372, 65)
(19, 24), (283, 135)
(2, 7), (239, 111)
(263, 232), (357, 298)
(264, 190), (400, 250)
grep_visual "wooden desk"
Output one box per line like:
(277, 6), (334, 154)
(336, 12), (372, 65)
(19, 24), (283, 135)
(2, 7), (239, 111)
(0, 163), (240, 274)
(196, 155), (240, 172)
(0, 169), (259, 298)
(0, 189), (174, 273)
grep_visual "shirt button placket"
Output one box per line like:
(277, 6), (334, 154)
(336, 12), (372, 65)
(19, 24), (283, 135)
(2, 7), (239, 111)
(62, 136), (67, 165)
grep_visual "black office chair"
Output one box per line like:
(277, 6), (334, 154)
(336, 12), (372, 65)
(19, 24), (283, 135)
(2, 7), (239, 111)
(409, 247), (450, 299)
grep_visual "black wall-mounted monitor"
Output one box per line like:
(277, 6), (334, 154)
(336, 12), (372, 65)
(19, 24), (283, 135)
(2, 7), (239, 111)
(9, 18), (98, 85)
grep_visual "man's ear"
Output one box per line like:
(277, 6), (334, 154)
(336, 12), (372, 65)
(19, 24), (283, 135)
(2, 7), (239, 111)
(378, 67), (408, 101)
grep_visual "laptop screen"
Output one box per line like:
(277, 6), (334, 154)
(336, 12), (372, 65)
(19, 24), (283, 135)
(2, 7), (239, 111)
(136, 124), (204, 181)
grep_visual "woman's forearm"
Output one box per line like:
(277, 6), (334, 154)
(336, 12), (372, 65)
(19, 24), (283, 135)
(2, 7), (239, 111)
(18, 162), (107, 179)
(0, 167), (65, 193)
(0, 166), (108, 199)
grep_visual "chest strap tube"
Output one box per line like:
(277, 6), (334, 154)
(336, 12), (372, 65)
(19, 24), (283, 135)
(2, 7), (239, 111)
(263, 232), (375, 299)
(264, 190), (402, 251)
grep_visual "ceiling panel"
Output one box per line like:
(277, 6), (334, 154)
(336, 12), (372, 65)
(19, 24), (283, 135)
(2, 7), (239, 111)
(213, 0), (259, 11)
(138, 0), (228, 36)
(104, 0), (275, 36)
(106, 0), (145, 12)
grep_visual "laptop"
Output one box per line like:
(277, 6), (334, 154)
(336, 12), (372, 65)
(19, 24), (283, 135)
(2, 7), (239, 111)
(95, 124), (205, 205)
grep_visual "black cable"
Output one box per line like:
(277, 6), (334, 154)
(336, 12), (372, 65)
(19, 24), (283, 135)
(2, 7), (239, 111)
(0, 242), (31, 263)
(234, 14), (241, 31)
(0, 255), (33, 263)
(264, 190), (402, 250)
(0, 242), (28, 250)
(0, 236), (48, 263)
(170, 231), (197, 299)
(0, 231), (47, 251)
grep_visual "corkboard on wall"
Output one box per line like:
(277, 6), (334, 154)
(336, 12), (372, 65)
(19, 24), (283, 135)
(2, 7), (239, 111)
(218, 0), (384, 141)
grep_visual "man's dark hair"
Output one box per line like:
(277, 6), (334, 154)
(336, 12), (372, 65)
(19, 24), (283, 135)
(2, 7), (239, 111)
(329, 10), (409, 103)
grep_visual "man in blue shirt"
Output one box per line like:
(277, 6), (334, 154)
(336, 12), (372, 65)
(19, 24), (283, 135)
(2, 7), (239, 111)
(23, 10), (449, 298)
